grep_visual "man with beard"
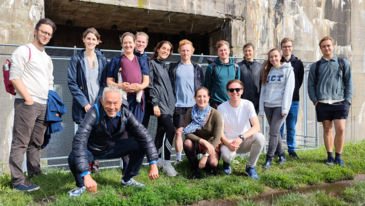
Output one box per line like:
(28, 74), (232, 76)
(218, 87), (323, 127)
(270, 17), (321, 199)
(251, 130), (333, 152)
(9, 18), (56, 191)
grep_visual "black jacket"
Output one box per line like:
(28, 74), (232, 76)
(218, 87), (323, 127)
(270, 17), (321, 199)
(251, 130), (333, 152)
(168, 61), (204, 98)
(238, 60), (263, 112)
(72, 101), (158, 174)
(148, 58), (175, 117)
(67, 49), (108, 123)
(281, 55), (304, 101)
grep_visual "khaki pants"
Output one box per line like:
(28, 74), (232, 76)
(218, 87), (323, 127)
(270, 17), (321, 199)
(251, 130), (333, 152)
(9, 99), (47, 187)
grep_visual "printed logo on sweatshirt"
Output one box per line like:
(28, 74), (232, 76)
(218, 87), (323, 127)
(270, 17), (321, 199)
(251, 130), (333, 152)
(266, 75), (284, 83)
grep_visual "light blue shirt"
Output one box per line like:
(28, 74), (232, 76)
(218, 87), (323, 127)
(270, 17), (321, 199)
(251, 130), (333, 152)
(175, 63), (195, 107)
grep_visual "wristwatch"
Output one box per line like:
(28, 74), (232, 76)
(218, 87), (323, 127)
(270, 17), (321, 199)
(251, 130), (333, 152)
(239, 135), (245, 141)
(204, 153), (210, 157)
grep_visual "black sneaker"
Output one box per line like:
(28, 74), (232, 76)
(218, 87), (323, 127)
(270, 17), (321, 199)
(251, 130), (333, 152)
(289, 151), (300, 159)
(193, 170), (200, 180)
(209, 169), (217, 176)
(326, 156), (335, 165)
(14, 181), (40, 192)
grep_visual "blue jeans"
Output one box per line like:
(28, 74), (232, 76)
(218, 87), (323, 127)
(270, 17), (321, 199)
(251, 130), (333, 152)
(68, 138), (145, 187)
(280, 101), (299, 153)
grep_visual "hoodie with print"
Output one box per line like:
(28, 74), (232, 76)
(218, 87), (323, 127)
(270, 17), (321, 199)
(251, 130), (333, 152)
(259, 62), (295, 116)
(204, 57), (240, 103)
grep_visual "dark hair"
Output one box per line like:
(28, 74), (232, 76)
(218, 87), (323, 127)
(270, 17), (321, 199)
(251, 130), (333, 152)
(35, 18), (57, 34)
(261, 48), (281, 85)
(226, 79), (244, 90)
(194, 86), (210, 97)
(243, 43), (255, 50)
(83, 27), (101, 43)
(150, 41), (173, 60)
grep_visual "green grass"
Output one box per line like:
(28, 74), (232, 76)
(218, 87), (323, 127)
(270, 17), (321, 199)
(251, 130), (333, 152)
(1, 141), (365, 205)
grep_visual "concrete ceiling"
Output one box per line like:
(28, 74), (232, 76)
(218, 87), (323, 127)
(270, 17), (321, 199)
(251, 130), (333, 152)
(45, 0), (227, 35)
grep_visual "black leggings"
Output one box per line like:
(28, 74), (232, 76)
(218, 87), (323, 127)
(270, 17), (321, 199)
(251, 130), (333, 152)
(183, 139), (220, 171)
(155, 114), (175, 160)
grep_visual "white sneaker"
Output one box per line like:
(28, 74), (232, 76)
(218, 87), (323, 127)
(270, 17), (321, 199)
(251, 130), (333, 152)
(157, 159), (164, 168)
(162, 162), (178, 176)
(174, 160), (181, 166)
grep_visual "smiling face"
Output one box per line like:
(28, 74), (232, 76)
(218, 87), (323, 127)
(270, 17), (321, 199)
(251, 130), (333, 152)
(217, 44), (230, 60)
(101, 91), (122, 118)
(83, 33), (99, 51)
(243, 46), (254, 61)
(281, 41), (293, 57)
(34, 24), (53, 46)
(194, 89), (210, 110)
(179, 44), (193, 61)
(320, 39), (334, 57)
(135, 35), (148, 53)
(122, 35), (135, 54)
(227, 82), (243, 101)
(269, 50), (282, 68)
(157, 43), (171, 60)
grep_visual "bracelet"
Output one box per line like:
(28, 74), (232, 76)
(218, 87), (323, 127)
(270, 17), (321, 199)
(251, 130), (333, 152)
(149, 160), (157, 165)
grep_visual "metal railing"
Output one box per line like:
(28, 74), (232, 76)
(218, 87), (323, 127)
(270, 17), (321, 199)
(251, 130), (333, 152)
(0, 43), (319, 173)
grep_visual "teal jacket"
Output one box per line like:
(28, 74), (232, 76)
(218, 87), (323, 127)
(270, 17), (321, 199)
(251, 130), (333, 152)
(308, 55), (353, 104)
(204, 57), (240, 103)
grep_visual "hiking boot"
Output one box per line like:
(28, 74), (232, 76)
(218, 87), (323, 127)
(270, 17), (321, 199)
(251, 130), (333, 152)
(193, 170), (200, 180)
(278, 153), (286, 165)
(68, 186), (86, 197)
(263, 156), (273, 169)
(162, 162), (178, 176)
(335, 158), (345, 167)
(121, 178), (146, 188)
(245, 165), (259, 180)
(223, 162), (231, 174)
(289, 151), (300, 159)
(326, 156), (335, 165)
(14, 180), (40, 192)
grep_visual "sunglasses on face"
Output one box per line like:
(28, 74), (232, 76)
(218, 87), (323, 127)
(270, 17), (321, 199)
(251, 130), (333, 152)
(227, 88), (243, 93)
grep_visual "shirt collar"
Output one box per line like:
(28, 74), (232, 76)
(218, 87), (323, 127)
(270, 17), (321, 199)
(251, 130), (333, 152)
(321, 55), (337, 63)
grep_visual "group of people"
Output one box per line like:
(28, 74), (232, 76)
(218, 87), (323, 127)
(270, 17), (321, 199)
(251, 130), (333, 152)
(7, 18), (353, 198)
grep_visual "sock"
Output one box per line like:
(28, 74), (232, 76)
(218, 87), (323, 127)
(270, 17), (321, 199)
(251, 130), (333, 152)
(327, 152), (333, 159)
(176, 152), (181, 161)
(164, 160), (171, 166)
(157, 158), (163, 165)
(335, 152), (341, 160)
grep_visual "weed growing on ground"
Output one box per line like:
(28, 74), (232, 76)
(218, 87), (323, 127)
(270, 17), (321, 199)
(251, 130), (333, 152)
(343, 181), (365, 204)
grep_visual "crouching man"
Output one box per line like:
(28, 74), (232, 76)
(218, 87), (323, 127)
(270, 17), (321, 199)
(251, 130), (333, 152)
(218, 80), (265, 179)
(67, 85), (159, 197)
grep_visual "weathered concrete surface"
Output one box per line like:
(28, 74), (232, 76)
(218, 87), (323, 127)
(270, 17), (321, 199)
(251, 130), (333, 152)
(0, 0), (44, 162)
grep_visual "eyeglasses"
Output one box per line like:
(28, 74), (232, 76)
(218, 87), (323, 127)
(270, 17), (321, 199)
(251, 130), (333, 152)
(281, 46), (292, 49)
(227, 88), (243, 93)
(37, 29), (52, 38)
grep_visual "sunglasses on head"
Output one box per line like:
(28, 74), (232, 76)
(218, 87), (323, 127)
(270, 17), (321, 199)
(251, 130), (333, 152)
(227, 88), (243, 93)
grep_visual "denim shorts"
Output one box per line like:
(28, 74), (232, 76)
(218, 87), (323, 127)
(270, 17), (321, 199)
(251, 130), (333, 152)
(315, 100), (350, 122)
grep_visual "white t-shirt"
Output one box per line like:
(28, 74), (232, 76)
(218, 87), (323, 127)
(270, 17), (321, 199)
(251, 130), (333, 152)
(217, 99), (257, 141)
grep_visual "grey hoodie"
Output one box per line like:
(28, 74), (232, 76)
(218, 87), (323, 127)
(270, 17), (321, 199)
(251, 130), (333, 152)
(259, 62), (295, 116)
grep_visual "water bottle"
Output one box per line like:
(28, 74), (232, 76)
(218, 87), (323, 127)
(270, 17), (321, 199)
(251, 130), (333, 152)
(3, 62), (10, 71)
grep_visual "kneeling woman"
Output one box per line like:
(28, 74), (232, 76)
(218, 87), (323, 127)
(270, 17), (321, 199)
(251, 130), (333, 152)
(183, 87), (223, 179)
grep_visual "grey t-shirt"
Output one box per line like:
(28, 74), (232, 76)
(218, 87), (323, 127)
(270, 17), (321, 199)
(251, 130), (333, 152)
(84, 54), (99, 105)
(175, 63), (195, 107)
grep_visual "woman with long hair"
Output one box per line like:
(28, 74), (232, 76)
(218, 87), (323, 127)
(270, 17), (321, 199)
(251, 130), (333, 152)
(67, 27), (108, 174)
(183, 86), (222, 179)
(148, 41), (177, 176)
(259, 48), (295, 169)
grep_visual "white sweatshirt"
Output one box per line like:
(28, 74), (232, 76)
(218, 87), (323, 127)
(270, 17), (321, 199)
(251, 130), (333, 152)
(10, 43), (54, 104)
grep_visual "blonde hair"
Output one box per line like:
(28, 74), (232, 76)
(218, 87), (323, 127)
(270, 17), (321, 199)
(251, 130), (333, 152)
(319, 36), (334, 47)
(178, 39), (195, 53)
(136, 31), (149, 43)
(119, 32), (135, 44)
(216, 40), (230, 49)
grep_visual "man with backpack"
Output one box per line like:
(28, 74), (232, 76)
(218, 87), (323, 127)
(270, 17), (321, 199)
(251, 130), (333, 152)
(8, 18), (56, 192)
(308, 36), (353, 166)
(205, 40), (240, 109)
(67, 85), (159, 197)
